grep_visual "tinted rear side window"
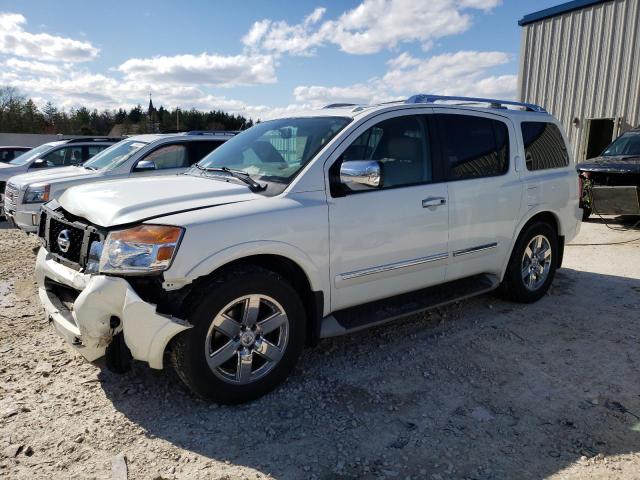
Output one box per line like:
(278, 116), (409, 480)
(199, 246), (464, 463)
(436, 114), (509, 180)
(521, 122), (569, 170)
(190, 140), (224, 165)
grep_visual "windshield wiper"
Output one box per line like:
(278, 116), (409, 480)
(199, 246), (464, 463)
(195, 165), (267, 192)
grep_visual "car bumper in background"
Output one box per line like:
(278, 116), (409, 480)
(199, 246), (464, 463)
(591, 186), (640, 216)
(35, 247), (191, 369)
(4, 206), (39, 232)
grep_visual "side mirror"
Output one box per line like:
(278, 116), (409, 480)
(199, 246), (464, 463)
(134, 160), (156, 172)
(30, 158), (47, 169)
(339, 160), (383, 190)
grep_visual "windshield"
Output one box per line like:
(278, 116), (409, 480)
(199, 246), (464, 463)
(9, 143), (53, 166)
(84, 139), (148, 170)
(195, 117), (351, 183)
(602, 131), (640, 156)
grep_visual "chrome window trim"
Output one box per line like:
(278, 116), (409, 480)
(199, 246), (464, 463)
(338, 252), (449, 282)
(452, 242), (498, 257)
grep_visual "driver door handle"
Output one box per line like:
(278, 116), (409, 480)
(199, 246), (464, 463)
(422, 196), (447, 208)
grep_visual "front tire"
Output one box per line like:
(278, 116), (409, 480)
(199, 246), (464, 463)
(581, 207), (592, 221)
(499, 221), (558, 303)
(171, 266), (306, 404)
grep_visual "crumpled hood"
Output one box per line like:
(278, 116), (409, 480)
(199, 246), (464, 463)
(0, 163), (25, 180)
(59, 174), (262, 227)
(8, 166), (96, 188)
(578, 155), (640, 174)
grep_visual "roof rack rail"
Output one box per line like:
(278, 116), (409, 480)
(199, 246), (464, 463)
(185, 130), (239, 136)
(322, 103), (360, 109)
(65, 137), (122, 143)
(405, 94), (547, 113)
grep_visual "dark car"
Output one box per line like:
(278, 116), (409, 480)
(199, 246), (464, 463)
(0, 146), (31, 163)
(578, 128), (640, 220)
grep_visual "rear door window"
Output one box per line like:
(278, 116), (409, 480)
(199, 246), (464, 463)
(43, 146), (83, 166)
(189, 141), (224, 165)
(435, 114), (509, 180)
(521, 122), (569, 170)
(1, 149), (15, 161)
(84, 145), (109, 161)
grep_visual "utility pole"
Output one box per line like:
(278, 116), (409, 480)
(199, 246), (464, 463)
(176, 108), (180, 131)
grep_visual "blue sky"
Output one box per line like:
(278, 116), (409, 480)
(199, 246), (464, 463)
(0, 0), (560, 119)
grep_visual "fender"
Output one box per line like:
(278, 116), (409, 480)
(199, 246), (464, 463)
(164, 240), (330, 313)
(499, 206), (563, 279)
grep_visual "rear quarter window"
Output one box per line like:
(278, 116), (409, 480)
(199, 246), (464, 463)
(521, 122), (569, 171)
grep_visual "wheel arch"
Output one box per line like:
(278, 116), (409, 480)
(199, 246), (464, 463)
(502, 210), (564, 279)
(177, 251), (326, 347)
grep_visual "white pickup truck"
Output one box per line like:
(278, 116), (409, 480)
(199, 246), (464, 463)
(35, 95), (581, 404)
(4, 132), (234, 233)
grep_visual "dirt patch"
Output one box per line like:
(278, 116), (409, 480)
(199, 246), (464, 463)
(0, 220), (639, 479)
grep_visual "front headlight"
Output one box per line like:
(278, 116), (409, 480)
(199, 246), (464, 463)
(98, 225), (184, 274)
(24, 184), (50, 204)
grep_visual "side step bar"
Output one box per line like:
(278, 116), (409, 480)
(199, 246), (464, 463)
(320, 274), (499, 338)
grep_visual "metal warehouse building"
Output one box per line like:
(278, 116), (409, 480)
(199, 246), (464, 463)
(518, 0), (640, 162)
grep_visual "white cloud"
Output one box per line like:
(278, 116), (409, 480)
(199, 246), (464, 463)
(293, 84), (395, 105)
(243, 0), (502, 56)
(458, 0), (502, 11)
(382, 50), (514, 94)
(304, 7), (327, 26)
(0, 13), (99, 62)
(386, 52), (421, 70)
(0, 49), (517, 120)
(0, 67), (286, 120)
(5, 58), (60, 75)
(117, 52), (277, 87)
(243, 8), (328, 56)
(292, 50), (518, 108)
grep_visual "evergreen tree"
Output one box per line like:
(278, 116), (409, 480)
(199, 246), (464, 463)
(128, 105), (143, 123)
(0, 85), (254, 134)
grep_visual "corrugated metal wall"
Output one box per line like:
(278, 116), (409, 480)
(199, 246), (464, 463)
(518, 0), (640, 162)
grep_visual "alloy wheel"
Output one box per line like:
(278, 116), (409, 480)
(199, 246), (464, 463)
(521, 234), (552, 291)
(205, 294), (289, 384)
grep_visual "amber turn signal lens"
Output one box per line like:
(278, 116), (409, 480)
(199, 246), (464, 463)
(110, 225), (183, 244)
(156, 245), (176, 262)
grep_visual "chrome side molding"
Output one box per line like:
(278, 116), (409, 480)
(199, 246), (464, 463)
(452, 242), (498, 257)
(337, 252), (449, 285)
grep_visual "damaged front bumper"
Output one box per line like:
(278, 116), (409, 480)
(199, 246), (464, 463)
(35, 247), (191, 369)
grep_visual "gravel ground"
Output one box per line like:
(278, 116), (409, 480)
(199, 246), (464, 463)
(0, 217), (639, 480)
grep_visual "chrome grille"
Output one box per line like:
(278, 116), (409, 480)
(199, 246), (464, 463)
(40, 205), (105, 269)
(4, 183), (18, 211)
(48, 218), (85, 263)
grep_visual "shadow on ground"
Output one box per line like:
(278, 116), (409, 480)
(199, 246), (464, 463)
(99, 267), (640, 479)
(585, 214), (640, 228)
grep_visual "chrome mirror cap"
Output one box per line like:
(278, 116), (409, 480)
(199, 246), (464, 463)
(134, 160), (156, 172)
(339, 160), (382, 189)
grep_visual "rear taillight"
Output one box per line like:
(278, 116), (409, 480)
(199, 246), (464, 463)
(578, 175), (583, 200)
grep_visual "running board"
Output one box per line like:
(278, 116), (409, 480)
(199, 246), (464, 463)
(320, 274), (499, 338)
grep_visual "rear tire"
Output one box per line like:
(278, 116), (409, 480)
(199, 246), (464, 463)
(171, 266), (306, 404)
(499, 221), (558, 303)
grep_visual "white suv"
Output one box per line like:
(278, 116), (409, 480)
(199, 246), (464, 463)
(0, 137), (118, 217)
(34, 95), (581, 404)
(4, 132), (234, 232)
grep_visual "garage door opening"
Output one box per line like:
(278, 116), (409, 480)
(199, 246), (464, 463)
(584, 118), (615, 160)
